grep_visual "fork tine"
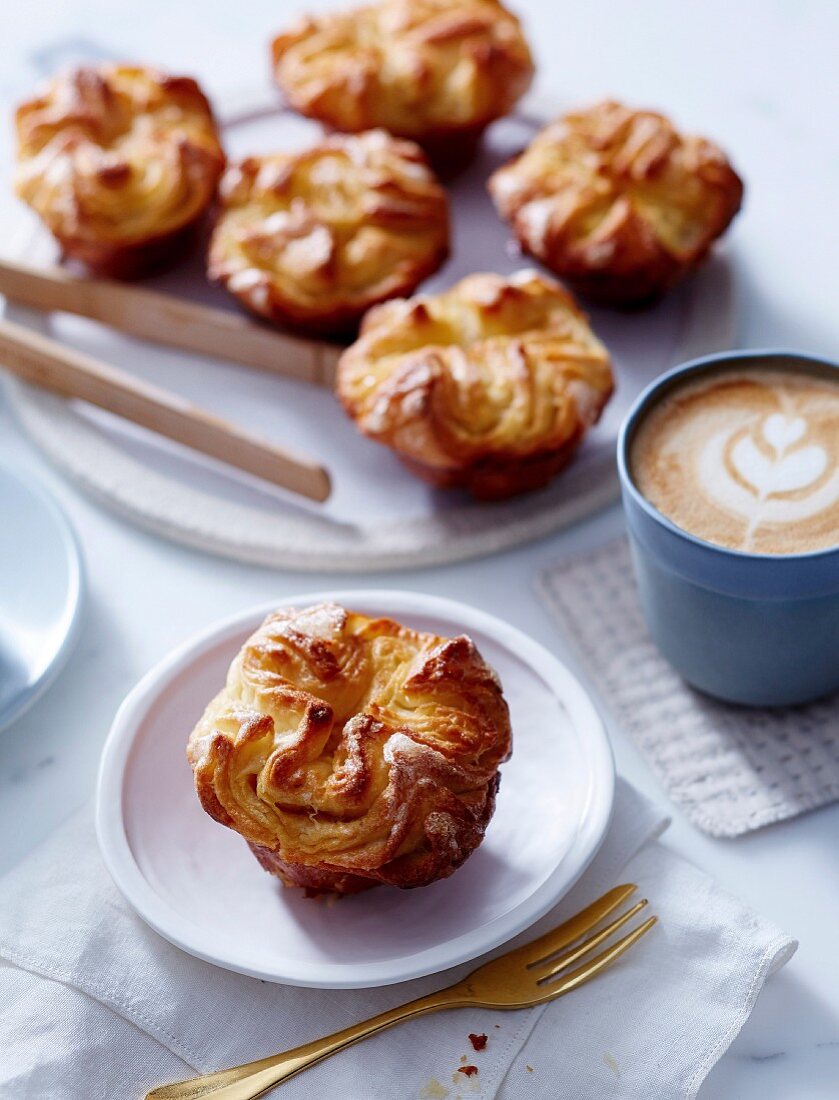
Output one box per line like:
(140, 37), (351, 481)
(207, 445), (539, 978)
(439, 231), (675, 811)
(520, 884), (637, 969)
(532, 899), (649, 981)
(541, 915), (658, 999)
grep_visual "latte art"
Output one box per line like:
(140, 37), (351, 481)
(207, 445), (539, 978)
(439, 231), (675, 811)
(631, 367), (839, 554)
(732, 415), (825, 494)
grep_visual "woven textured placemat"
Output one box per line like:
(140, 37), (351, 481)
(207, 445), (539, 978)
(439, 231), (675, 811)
(539, 539), (839, 837)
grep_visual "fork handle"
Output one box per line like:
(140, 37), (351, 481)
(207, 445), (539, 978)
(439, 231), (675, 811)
(146, 987), (470, 1099)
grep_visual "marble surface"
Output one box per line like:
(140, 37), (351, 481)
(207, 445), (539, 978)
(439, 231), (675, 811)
(1, 1), (838, 1096)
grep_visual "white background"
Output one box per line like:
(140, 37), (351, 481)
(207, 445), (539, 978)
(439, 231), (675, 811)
(0, 1), (837, 1095)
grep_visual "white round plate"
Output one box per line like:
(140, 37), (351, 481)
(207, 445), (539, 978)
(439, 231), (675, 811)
(96, 590), (614, 988)
(5, 92), (736, 572)
(0, 464), (83, 731)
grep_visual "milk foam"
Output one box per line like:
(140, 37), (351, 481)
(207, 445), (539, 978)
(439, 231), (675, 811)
(631, 368), (839, 554)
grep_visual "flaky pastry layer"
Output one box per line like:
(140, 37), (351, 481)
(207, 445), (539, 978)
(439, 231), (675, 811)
(489, 100), (743, 305)
(337, 270), (614, 498)
(187, 604), (511, 893)
(208, 130), (449, 334)
(271, 0), (534, 153)
(15, 65), (225, 277)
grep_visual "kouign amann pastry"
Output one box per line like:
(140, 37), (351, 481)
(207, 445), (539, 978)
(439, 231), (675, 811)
(489, 100), (744, 305)
(207, 130), (449, 334)
(188, 603), (511, 894)
(271, 0), (534, 171)
(14, 65), (225, 278)
(336, 270), (614, 499)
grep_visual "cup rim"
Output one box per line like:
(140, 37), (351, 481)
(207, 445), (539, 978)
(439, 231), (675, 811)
(617, 348), (839, 563)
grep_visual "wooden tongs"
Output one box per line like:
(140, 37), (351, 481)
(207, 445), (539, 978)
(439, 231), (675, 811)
(0, 258), (342, 502)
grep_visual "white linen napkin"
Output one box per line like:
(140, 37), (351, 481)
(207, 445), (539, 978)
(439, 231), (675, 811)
(0, 780), (795, 1100)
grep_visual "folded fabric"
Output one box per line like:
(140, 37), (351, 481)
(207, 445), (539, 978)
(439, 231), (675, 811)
(0, 780), (795, 1099)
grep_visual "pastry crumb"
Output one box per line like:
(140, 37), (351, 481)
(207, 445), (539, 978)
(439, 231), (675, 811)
(419, 1078), (450, 1099)
(468, 1033), (488, 1051)
(525, 1065), (534, 1073)
(603, 1051), (620, 1077)
(458, 1066), (478, 1077)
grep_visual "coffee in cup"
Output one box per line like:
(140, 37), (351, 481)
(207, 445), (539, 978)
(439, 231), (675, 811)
(618, 351), (839, 706)
(630, 367), (839, 556)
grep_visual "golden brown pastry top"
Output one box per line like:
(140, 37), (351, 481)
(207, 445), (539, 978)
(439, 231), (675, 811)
(271, 0), (534, 141)
(489, 100), (743, 303)
(187, 604), (511, 891)
(207, 130), (449, 333)
(337, 270), (614, 496)
(15, 65), (225, 252)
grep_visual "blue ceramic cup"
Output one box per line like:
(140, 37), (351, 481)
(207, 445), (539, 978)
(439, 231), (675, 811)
(617, 350), (839, 707)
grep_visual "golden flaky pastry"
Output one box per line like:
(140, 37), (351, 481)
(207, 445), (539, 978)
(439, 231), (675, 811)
(489, 100), (744, 305)
(187, 604), (511, 894)
(271, 0), (534, 170)
(337, 271), (614, 499)
(14, 65), (225, 278)
(207, 131), (449, 334)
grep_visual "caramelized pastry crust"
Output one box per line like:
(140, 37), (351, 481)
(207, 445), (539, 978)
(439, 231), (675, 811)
(207, 130), (449, 334)
(187, 604), (512, 893)
(271, 0), (534, 168)
(489, 100), (744, 305)
(14, 65), (225, 278)
(337, 271), (614, 498)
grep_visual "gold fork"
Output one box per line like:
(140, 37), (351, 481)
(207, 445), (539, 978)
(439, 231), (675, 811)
(147, 884), (655, 1100)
